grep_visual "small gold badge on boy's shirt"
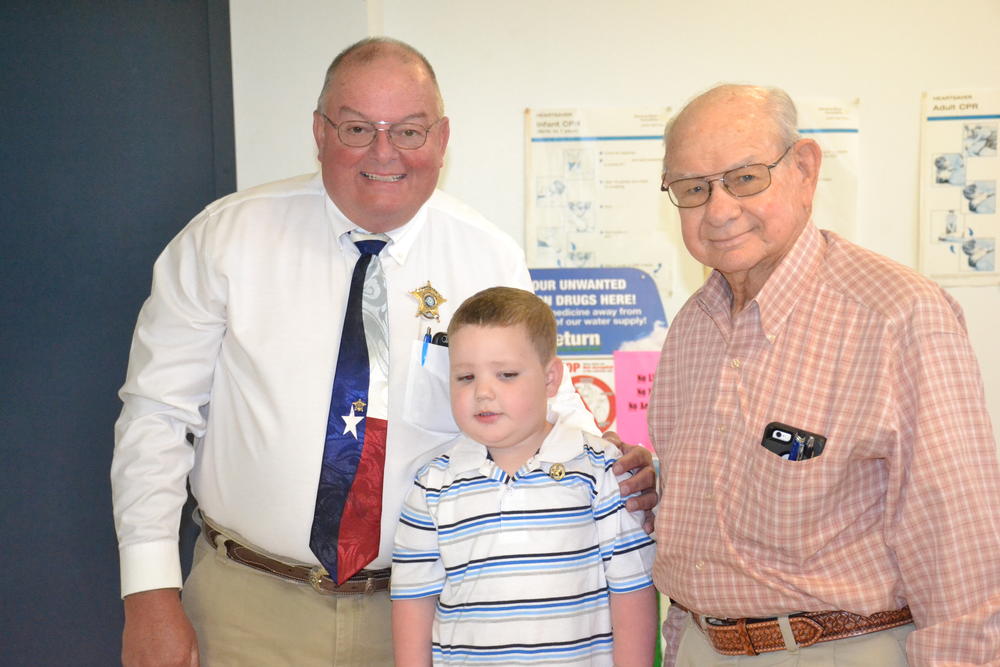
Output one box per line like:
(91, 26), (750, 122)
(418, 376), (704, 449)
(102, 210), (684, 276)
(409, 281), (447, 321)
(548, 463), (566, 481)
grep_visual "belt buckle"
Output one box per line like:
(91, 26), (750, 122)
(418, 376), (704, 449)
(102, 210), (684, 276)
(734, 618), (759, 656)
(308, 566), (333, 594)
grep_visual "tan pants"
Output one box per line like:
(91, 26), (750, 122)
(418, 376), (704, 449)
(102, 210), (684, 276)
(676, 614), (914, 666)
(182, 529), (393, 666)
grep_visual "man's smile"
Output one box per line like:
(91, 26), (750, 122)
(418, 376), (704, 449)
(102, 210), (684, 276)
(361, 171), (405, 182)
(707, 228), (754, 249)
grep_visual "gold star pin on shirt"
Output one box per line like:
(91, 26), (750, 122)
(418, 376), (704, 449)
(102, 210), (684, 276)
(409, 281), (447, 321)
(548, 463), (566, 481)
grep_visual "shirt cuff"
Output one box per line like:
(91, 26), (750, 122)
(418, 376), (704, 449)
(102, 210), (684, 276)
(119, 539), (183, 599)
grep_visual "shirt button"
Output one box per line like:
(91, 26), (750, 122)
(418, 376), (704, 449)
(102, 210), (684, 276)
(694, 561), (704, 571)
(766, 334), (776, 343)
(704, 491), (713, 500)
(717, 425), (726, 433)
(731, 358), (741, 369)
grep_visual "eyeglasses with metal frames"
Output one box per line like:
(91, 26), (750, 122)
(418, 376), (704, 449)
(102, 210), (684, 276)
(661, 144), (796, 208)
(320, 113), (443, 150)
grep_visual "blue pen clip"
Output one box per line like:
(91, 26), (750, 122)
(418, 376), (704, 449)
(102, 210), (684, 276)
(789, 434), (806, 461)
(421, 327), (431, 366)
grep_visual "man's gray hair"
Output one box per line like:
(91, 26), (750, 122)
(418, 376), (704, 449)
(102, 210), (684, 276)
(662, 84), (800, 174)
(315, 36), (444, 116)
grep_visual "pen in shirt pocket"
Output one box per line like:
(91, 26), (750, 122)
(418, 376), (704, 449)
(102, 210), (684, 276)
(421, 327), (431, 366)
(420, 329), (450, 366)
(788, 434), (805, 461)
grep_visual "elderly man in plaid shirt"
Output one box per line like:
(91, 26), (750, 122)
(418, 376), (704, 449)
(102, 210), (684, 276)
(651, 83), (1000, 666)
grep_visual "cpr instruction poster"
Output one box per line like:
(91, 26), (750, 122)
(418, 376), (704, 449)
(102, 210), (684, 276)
(918, 89), (999, 285)
(524, 108), (676, 310)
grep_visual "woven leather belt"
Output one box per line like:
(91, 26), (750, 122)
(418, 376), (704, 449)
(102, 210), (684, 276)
(202, 523), (390, 595)
(672, 600), (913, 656)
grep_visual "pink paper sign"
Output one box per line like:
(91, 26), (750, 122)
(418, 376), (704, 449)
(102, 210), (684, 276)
(612, 350), (661, 450)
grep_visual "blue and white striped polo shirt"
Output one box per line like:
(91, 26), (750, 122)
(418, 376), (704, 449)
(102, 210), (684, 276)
(391, 419), (655, 665)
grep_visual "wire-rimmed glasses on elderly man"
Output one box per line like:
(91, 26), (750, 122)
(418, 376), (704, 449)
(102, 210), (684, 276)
(321, 113), (444, 150)
(661, 144), (795, 208)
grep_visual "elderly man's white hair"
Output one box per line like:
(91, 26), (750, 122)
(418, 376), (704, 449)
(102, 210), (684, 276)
(662, 84), (800, 174)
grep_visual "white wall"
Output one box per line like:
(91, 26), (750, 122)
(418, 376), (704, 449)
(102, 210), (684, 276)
(230, 0), (1000, 445)
(229, 0), (367, 189)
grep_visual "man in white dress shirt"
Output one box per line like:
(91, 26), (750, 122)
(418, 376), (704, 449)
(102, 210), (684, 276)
(113, 37), (655, 666)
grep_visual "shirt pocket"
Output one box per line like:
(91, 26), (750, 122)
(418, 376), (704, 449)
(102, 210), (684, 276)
(722, 443), (843, 564)
(402, 339), (459, 434)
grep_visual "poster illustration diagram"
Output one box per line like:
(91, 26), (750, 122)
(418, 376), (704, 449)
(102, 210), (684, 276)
(525, 108), (676, 311)
(919, 89), (999, 285)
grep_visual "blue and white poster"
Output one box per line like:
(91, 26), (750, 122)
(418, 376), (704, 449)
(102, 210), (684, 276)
(531, 267), (667, 355)
(531, 267), (666, 434)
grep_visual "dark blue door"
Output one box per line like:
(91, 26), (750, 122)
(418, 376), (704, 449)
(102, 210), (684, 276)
(0, 2), (235, 663)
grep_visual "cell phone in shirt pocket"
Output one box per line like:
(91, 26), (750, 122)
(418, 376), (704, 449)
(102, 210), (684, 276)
(761, 422), (827, 461)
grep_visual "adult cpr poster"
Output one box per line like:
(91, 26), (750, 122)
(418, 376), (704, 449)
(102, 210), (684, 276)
(918, 88), (999, 285)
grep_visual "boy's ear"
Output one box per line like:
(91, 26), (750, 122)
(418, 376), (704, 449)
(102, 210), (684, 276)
(545, 357), (564, 398)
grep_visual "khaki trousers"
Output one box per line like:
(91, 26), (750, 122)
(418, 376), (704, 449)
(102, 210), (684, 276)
(182, 529), (393, 666)
(676, 614), (914, 666)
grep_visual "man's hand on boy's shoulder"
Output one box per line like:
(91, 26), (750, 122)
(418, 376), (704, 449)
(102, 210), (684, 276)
(604, 432), (658, 534)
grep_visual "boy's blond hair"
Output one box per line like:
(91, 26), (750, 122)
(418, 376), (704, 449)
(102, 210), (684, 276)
(448, 287), (556, 363)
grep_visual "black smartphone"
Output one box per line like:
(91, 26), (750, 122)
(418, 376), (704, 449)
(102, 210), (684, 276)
(761, 422), (827, 460)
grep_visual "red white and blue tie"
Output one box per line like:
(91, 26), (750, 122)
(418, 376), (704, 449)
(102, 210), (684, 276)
(310, 234), (389, 584)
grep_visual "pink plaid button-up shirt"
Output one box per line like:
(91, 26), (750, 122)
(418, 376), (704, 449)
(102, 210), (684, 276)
(651, 222), (1000, 665)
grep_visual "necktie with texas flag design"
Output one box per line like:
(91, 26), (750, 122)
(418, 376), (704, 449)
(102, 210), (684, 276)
(310, 234), (389, 584)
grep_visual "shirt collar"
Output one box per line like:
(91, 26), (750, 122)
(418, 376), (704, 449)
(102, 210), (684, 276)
(754, 221), (824, 341)
(446, 410), (588, 475)
(322, 179), (433, 265)
(696, 269), (732, 324)
(696, 221), (825, 345)
(445, 433), (490, 473)
(534, 417), (590, 464)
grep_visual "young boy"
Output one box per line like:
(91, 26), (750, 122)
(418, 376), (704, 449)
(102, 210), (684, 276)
(391, 287), (657, 666)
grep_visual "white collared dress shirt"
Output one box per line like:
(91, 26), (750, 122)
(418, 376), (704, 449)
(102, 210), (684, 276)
(112, 172), (595, 597)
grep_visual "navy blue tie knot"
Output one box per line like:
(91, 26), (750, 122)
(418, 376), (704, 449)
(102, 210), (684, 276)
(355, 239), (387, 256)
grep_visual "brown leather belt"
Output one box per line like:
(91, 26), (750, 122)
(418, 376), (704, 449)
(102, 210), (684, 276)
(672, 600), (913, 656)
(202, 523), (390, 595)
